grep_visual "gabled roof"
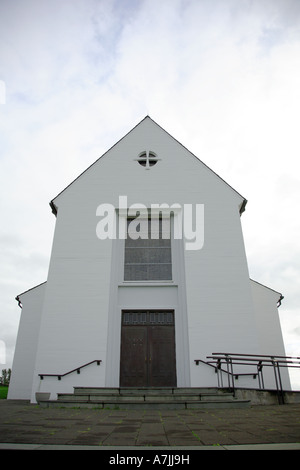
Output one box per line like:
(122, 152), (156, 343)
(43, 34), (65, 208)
(15, 281), (47, 308)
(250, 279), (284, 307)
(49, 116), (247, 216)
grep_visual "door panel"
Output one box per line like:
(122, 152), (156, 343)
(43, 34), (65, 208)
(120, 326), (147, 387)
(149, 326), (177, 387)
(120, 310), (177, 387)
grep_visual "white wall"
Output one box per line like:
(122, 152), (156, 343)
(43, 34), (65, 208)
(186, 201), (263, 387)
(250, 280), (291, 390)
(8, 283), (46, 400)
(30, 204), (112, 402)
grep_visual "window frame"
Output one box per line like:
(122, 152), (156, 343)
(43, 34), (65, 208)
(124, 216), (172, 282)
(117, 210), (179, 286)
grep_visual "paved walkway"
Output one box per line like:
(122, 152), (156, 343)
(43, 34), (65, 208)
(0, 400), (300, 450)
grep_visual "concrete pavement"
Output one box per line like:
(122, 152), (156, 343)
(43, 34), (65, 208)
(0, 400), (300, 450)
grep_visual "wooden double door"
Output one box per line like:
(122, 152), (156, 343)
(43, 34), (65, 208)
(120, 310), (177, 387)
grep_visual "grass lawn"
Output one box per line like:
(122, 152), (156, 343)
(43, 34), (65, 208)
(0, 386), (8, 399)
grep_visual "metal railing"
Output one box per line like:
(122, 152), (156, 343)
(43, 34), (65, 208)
(39, 360), (102, 381)
(195, 353), (300, 404)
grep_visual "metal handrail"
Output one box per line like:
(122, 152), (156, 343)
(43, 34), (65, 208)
(39, 360), (102, 381)
(195, 353), (300, 404)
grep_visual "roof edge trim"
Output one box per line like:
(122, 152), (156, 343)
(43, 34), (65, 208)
(49, 115), (150, 214)
(250, 278), (284, 306)
(15, 281), (47, 308)
(49, 115), (247, 216)
(148, 117), (248, 213)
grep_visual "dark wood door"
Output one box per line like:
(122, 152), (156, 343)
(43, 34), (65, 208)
(148, 326), (177, 386)
(120, 325), (148, 387)
(120, 311), (177, 387)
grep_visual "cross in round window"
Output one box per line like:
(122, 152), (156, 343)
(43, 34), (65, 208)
(137, 151), (158, 169)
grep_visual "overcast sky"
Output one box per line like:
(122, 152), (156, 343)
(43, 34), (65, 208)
(0, 0), (300, 389)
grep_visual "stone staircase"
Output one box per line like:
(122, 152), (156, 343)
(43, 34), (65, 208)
(38, 387), (251, 409)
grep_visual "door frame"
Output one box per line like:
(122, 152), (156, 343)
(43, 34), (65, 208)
(105, 215), (191, 388)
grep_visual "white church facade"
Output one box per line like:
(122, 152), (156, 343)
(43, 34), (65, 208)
(8, 116), (290, 403)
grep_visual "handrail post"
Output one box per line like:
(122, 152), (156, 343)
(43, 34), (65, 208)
(224, 355), (235, 393)
(229, 356), (235, 395)
(272, 358), (284, 405)
(257, 361), (264, 390)
(217, 358), (223, 388)
(276, 361), (285, 405)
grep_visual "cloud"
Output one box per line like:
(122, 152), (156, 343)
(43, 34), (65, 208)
(0, 0), (299, 388)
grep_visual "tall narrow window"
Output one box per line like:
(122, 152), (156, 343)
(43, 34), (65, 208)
(124, 216), (172, 281)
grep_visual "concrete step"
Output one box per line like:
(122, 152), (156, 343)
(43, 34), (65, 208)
(58, 393), (234, 403)
(73, 387), (224, 396)
(59, 392), (235, 402)
(39, 387), (251, 409)
(40, 398), (250, 410)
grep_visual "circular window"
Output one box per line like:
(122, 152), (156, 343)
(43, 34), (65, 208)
(138, 151), (158, 168)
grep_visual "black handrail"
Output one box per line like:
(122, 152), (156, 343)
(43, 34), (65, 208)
(39, 360), (102, 381)
(195, 353), (300, 404)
